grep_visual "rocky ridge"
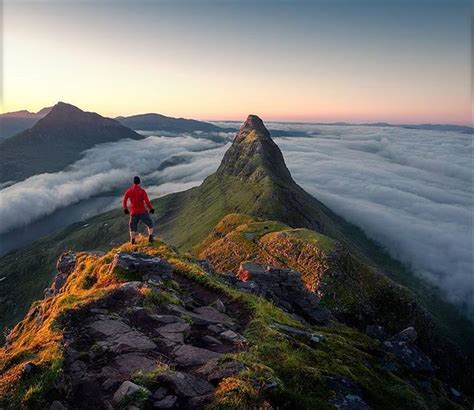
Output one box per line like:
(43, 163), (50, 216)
(1, 238), (471, 409)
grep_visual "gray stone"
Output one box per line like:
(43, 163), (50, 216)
(219, 330), (245, 343)
(98, 330), (157, 353)
(158, 322), (190, 333)
(193, 306), (233, 324)
(50, 401), (67, 410)
(112, 252), (173, 280)
(153, 395), (177, 408)
(89, 318), (132, 337)
(113, 353), (159, 377)
(383, 340), (433, 374)
(153, 387), (168, 400)
(157, 371), (214, 397)
(158, 332), (184, 344)
(102, 378), (122, 392)
(69, 360), (87, 378)
(202, 335), (222, 346)
(150, 314), (184, 324)
(212, 299), (226, 313)
(56, 252), (76, 275)
(187, 394), (213, 407)
(207, 324), (225, 333)
(390, 326), (417, 343)
(173, 344), (222, 366)
(366, 325), (387, 341)
(113, 381), (149, 404)
(120, 281), (144, 291)
(197, 359), (245, 382)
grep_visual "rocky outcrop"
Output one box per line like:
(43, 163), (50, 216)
(52, 253), (250, 409)
(231, 262), (333, 325)
(111, 251), (173, 281)
(44, 251), (77, 298)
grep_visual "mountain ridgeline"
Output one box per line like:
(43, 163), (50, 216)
(0, 107), (52, 141)
(0, 115), (473, 408)
(0, 103), (142, 184)
(116, 113), (224, 134)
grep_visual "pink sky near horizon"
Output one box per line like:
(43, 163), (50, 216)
(2, 1), (472, 126)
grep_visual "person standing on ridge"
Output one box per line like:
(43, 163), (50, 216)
(122, 176), (155, 244)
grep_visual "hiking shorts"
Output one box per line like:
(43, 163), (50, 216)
(129, 213), (154, 232)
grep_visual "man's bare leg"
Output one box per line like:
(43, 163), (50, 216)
(148, 227), (154, 243)
(130, 230), (137, 244)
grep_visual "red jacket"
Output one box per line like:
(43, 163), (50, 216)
(122, 185), (153, 215)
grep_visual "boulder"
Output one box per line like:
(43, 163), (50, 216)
(173, 344), (222, 366)
(112, 252), (173, 280)
(153, 387), (168, 400)
(389, 326), (417, 343)
(98, 330), (157, 353)
(212, 299), (226, 313)
(50, 401), (67, 410)
(113, 381), (149, 404)
(56, 252), (76, 275)
(150, 314), (184, 324)
(153, 395), (177, 408)
(219, 329), (246, 343)
(383, 340), (434, 374)
(197, 358), (245, 382)
(120, 281), (145, 291)
(157, 371), (214, 397)
(89, 318), (132, 337)
(193, 306), (233, 324)
(235, 262), (333, 325)
(366, 325), (387, 341)
(113, 353), (159, 377)
(187, 393), (214, 408)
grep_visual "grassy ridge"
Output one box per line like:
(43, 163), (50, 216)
(1, 238), (465, 409)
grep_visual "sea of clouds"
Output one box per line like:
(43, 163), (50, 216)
(0, 124), (472, 315)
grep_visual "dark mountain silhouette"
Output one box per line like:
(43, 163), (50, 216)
(0, 102), (142, 183)
(116, 112), (224, 133)
(0, 107), (52, 140)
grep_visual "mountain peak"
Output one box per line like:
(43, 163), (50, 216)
(242, 114), (266, 130)
(215, 115), (293, 182)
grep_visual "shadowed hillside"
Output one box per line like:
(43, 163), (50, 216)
(0, 102), (142, 184)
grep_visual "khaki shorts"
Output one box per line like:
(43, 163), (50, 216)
(129, 213), (154, 232)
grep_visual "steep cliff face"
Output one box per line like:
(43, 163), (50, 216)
(1, 237), (470, 409)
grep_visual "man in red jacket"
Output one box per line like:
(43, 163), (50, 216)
(122, 176), (155, 244)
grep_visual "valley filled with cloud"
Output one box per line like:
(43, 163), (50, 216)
(0, 125), (472, 316)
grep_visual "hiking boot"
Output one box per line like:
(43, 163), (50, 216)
(131, 238), (136, 245)
(148, 235), (154, 244)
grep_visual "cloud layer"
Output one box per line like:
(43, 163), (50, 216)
(272, 124), (473, 316)
(0, 135), (228, 234)
(0, 124), (472, 316)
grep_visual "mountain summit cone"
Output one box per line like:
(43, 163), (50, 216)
(216, 114), (293, 182)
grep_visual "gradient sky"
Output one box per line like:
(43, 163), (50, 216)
(1, 0), (472, 124)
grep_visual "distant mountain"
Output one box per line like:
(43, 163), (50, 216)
(399, 123), (473, 134)
(116, 113), (224, 133)
(0, 102), (142, 184)
(0, 107), (52, 140)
